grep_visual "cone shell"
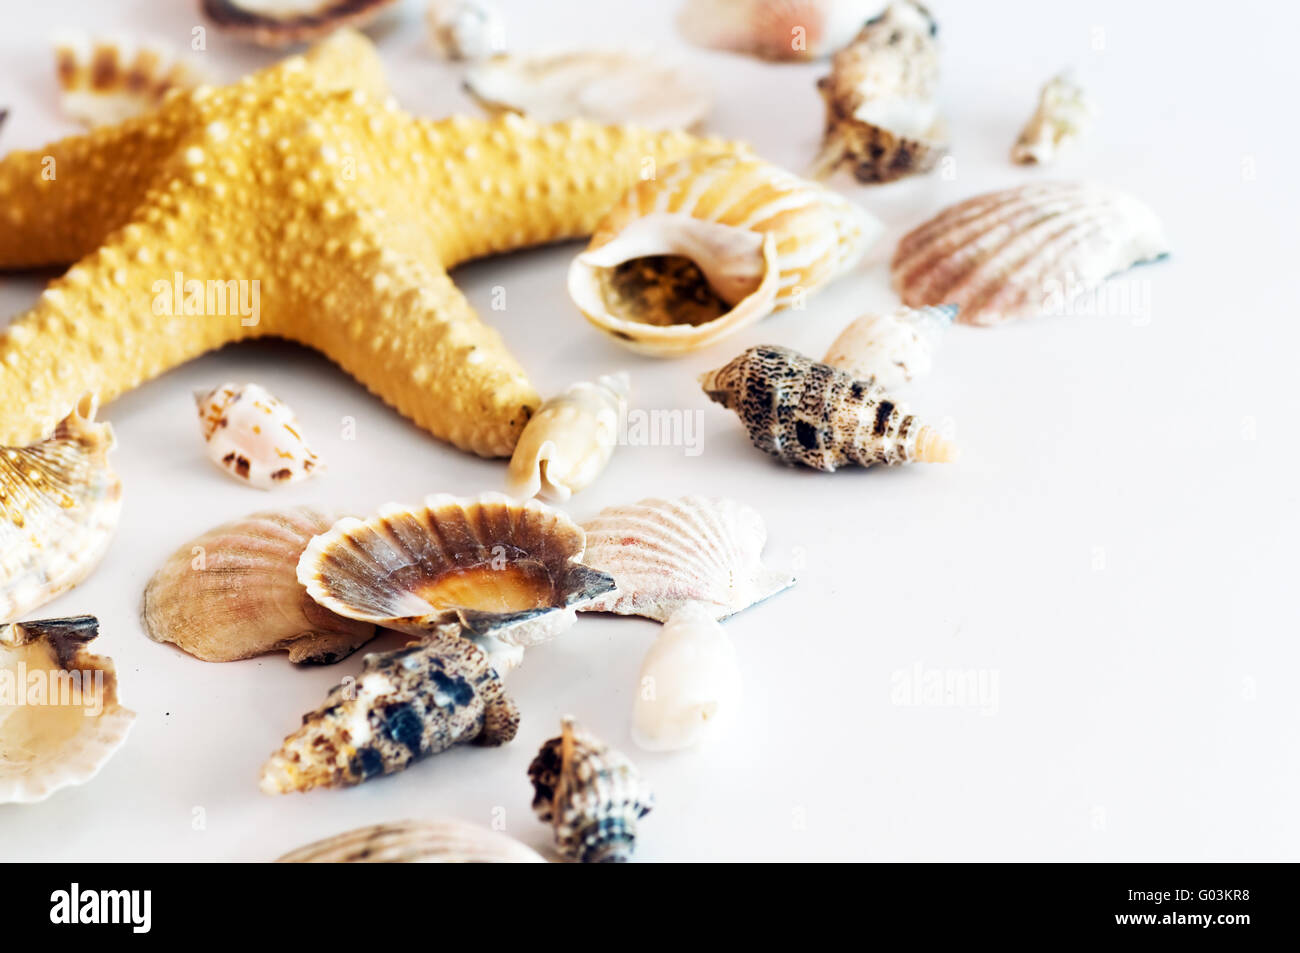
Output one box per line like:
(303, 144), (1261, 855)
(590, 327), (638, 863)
(701, 344), (956, 470)
(891, 182), (1170, 326)
(677, 0), (888, 61)
(1012, 72), (1095, 165)
(581, 496), (794, 622)
(823, 303), (955, 390)
(1, 395), (122, 623)
(200, 0), (400, 47)
(568, 152), (882, 356)
(53, 34), (206, 128)
(0, 616), (135, 804)
(528, 716), (653, 863)
(195, 383), (321, 490)
(277, 818), (546, 863)
(141, 507), (376, 664)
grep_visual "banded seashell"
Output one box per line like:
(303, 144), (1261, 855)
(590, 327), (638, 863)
(580, 496), (794, 623)
(823, 304), (955, 390)
(427, 0), (505, 61)
(278, 818), (545, 863)
(1, 395), (122, 623)
(528, 716), (653, 863)
(567, 152), (882, 356)
(1012, 72), (1096, 165)
(141, 507), (376, 664)
(201, 0), (400, 47)
(701, 345), (956, 470)
(891, 182), (1170, 326)
(678, 0), (888, 61)
(53, 34), (206, 128)
(195, 383), (320, 490)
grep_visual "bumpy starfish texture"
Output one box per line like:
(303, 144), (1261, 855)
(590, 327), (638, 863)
(0, 31), (739, 456)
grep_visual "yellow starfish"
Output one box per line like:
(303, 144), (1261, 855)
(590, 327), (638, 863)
(0, 31), (737, 456)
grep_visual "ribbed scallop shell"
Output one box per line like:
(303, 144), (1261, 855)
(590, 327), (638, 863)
(196, 383), (321, 490)
(891, 182), (1170, 326)
(1, 395), (122, 623)
(53, 34), (206, 127)
(141, 507), (376, 663)
(823, 304), (954, 390)
(1012, 72), (1095, 165)
(0, 616), (135, 804)
(580, 496), (794, 622)
(678, 0), (887, 61)
(278, 818), (546, 863)
(701, 344), (956, 470)
(568, 152), (882, 356)
(529, 716), (653, 863)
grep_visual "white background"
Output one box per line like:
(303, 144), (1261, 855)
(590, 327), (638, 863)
(1, 0), (1296, 862)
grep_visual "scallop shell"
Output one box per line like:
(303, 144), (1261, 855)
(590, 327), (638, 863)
(1012, 72), (1095, 165)
(823, 304), (955, 390)
(427, 0), (505, 60)
(260, 629), (519, 794)
(200, 0), (400, 47)
(1, 395), (122, 623)
(891, 182), (1170, 326)
(701, 344), (956, 470)
(195, 383), (321, 490)
(580, 496), (794, 622)
(568, 152), (882, 356)
(141, 507), (376, 664)
(678, 0), (888, 61)
(277, 819), (546, 863)
(0, 616), (135, 804)
(53, 35), (206, 128)
(506, 373), (629, 503)
(297, 494), (615, 661)
(632, 603), (742, 752)
(813, 1), (945, 183)
(464, 52), (710, 131)
(528, 716), (653, 863)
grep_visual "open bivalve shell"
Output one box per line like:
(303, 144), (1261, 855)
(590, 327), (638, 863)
(278, 818), (546, 862)
(53, 34), (207, 128)
(0, 616), (135, 804)
(200, 0), (400, 47)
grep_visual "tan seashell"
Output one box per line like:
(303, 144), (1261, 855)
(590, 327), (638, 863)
(195, 383), (321, 490)
(53, 34), (206, 128)
(823, 304), (955, 390)
(1012, 72), (1096, 165)
(891, 182), (1170, 326)
(200, 0), (400, 47)
(141, 507), (376, 664)
(0, 616), (135, 804)
(427, 0), (505, 61)
(277, 818), (546, 862)
(505, 373), (629, 503)
(580, 496), (794, 622)
(568, 152), (881, 356)
(678, 0), (888, 61)
(1, 395), (122, 623)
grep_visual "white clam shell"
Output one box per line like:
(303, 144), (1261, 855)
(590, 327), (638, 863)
(1012, 72), (1096, 165)
(823, 304), (955, 390)
(278, 818), (545, 863)
(195, 382), (321, 490)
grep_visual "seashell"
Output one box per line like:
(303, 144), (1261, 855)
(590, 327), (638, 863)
(678, 0), (888, 61)
(528, 716), (653, 863)
(200, 0), (400, 47)
(568, 152), (881, 356)
(277, 818), (546, 863)
(813, 1), (945, 184)
(891, 182), (1170, 326)
(260, 629), (519, 794)
(53, 35), (206, 128)
(0, 616), (135, 804)
(632, 603), (742, 752)
(427, 0), (505, 61)
(701, 344), (956, 470)
(1, 395), (122, 623)
(141, 507), (376, 664)
(580, 496), (794, 623)
(296, 493), (615, 664)
(1012, 72), (1096, 166)
(823, 304), (955, 390)
(195, 383), (321, 490)
(505, 373), (629, 503)
(464, 52), (711, 131)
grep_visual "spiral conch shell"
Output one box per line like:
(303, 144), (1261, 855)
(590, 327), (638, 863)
(529, 716), (653, 863)
(823, 304), (955, 390)
(1, 616), (135, 804)
(53, 35), (206, 128)
(568, 152), (882, 356)
(701, 345), (956, 470)
(1012, 72), (1095, 165)
(1, 395), (122, 623)
(196, 383), (320, 490)
(277, 819), (545, 863)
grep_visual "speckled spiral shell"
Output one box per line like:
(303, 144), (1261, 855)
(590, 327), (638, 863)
(823, 304), (955, 390)
(580, 496), (794, 622)
(701, 345), (956, 470)
(53, 35), (206, 128)
(277, 819), (546, 863)
(260, 630), (519, 794)
(1, 395), (122, 623)
(529, 716), (653, 863)
(891, 182), (1170, 326)
(196, 383), (320, 490)
(678, 0), (888, 61)
(1012, 72), (1095, 165)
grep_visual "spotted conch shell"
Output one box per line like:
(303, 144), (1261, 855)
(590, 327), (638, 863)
(678, 0), (888, 61)
(195, 383), (321, 490)
(53, 35), (207, 128)
(506, 373), (629, 503)
(1, 395), (122, 622)
(892, 182), (1170, 326)
(529, 716), (654, 863)
(277, 818), (546, 863)
(823, 304), (955, 390)
(568, 152), (882, 356)
(701, 345), (956, 470)
(1012, 72), (1095, 165)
